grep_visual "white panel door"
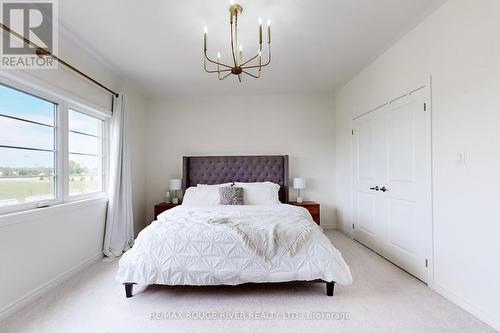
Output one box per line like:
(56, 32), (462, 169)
(353, 88), (432, 283)
(353, 110), (386, 253)
(382, 89), (431, 282)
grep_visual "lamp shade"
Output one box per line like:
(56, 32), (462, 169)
(169, 179), (182, 190)
(293, 178), (306, 190)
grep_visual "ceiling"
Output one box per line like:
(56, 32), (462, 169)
(58, 0), (446, 98)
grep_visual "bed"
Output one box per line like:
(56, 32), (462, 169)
(117, 155), (352, 297)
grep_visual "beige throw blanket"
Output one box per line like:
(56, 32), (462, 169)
(208, 212), (316, 262)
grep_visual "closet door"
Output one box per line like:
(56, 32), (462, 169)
(381, 89), (431, 282)
(352, 88), (431, 283)
(353, 110), (386, 254)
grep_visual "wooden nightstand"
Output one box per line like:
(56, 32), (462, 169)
(154, 202), (178, 220)
(290, 201), (320, 225)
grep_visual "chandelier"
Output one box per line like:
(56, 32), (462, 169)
(203, 2), (271, 82)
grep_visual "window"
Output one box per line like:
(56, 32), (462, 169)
(68, 110), (104, 196)
(0, 81), (109, 214)
(0, 84), (56, 207)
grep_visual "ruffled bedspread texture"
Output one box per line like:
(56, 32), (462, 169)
(117, 204), (352, 286)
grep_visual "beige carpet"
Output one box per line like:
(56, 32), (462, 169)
(0, 231), (495, 333)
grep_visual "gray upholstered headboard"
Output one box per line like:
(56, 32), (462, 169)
(182, 155), (289, 203)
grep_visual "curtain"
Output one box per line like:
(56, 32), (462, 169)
(103, 94), (134, 258)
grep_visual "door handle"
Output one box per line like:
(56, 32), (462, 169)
(369, 186), (380, 191)
(380, 186), (389, 192)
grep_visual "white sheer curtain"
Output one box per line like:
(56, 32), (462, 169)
(103, 94), (134, 258)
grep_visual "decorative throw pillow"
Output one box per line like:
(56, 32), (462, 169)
(219, 187), (244, 205)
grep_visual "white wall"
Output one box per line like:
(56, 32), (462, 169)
(334, 0), (500, 329)
(0, 30), (148, 318)
(145, 93), (337, 227)
(0, 200), (107, 318)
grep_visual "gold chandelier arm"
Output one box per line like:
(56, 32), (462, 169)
(242, 50), (263, 79)
(240, 43), (263, 67)
(248, 53), (262, 78)
(204, 66), (231, 74)
(240, 22), (264, 67)
(242, 70), (261, 79)
(217, 62), (231, 79)
(204, 50), (232, 69)
(219, 71), (232, 80)
(230, 20), (238, 68)
(204, 57), (232, 73)
(229, 9), (242, 82)
(235, 16), (239, 65)
(241, 44), (271, 70)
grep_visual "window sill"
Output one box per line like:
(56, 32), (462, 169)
(0, 196), (108, 228)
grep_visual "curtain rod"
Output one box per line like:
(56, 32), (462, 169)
(0, 22), (119, 98)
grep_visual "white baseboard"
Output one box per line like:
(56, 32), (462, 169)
(321, 223), (337, 230)
(0, 253), (103, 322)
(335, 224), (354, 237)
(430, 283), (500, 331)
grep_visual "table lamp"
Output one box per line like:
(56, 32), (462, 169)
(293, 178), (306, 203)
(169, 179), (182, 204)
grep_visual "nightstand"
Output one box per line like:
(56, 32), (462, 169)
(290, 201), (320, 225)
(154, 202), (178, 220)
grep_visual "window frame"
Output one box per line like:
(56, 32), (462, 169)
(0, 76), (111, 215)
(65, 103), (109, 202)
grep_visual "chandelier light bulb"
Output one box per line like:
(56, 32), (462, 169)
(217, 52), (221, 59)
(239, 45), (243, 52)
(258, 17), (262, 25)
(230, 0), (234, 5)
(204, 26), (208, 34)
(203, 26), (208, 50)
(267, 19), (271, 43)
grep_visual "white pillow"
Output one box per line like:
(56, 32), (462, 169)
(234, 182), (280, 205)
(182, 186), (220, 206)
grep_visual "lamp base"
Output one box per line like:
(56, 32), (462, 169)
(172, 197), (179, 205)
(296, 196), (303, 203)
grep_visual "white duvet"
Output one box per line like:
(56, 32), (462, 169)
(116, 204), (353, 286)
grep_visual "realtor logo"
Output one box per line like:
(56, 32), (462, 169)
(1, 0), (58, 69)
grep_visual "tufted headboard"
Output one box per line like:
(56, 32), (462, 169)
(182, 155), (289, 203)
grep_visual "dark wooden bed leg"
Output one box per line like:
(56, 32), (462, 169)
(326, 282), (335, 296)
(124, 283), (134, 298)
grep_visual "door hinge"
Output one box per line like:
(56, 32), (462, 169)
(424, 103), (427, 111)
(352, 224), (355, 230)
(425, 259), (428, 268)
(352, 129), (354, 135)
